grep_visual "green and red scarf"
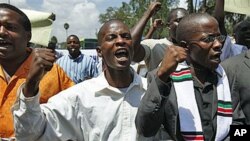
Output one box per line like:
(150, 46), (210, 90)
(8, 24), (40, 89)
(170, 62), (232, 141)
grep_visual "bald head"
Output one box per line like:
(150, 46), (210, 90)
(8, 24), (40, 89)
(176, 13), (218, 44)
(167, 8), (188, 22)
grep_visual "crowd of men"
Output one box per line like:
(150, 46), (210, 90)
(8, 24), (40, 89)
(0, 0), (250, 140)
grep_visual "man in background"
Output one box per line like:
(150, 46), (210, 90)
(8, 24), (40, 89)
(56, 34), (99, 83)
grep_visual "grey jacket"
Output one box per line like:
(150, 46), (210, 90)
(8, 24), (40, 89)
(222, 50), (250, 125)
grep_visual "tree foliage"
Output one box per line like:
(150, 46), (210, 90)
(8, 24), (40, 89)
(187, 0), (246, 35)
(99, 0), (180, 39)
(99, 0), (247, 37)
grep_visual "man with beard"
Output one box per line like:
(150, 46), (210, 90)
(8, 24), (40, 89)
(0, 3), (74, 139)
(135, 13), (233, 140)
(12, 19), (158, 141)
(56, 34), (99, 83)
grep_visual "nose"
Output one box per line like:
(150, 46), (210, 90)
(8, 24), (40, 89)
(0, 25), (7, 36)
(117, 35), (125, 42)
(115, 35), (126, 46)
(213, 39), (222, 51)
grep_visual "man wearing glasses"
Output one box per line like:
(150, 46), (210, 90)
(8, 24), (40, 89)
(135, 13), (234, 140)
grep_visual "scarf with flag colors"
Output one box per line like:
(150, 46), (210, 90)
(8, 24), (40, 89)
(170, 62), (232, 141)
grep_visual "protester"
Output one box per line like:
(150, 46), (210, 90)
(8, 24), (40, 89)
(214, 0), (247, 61)
(131, 1), (188, 71)
(136, 13), (233, 141)
(233, 20), (250, 49)
(11, 19), (166, 141)
(222, 52), (250, 125)
(0, 3), (74, 139)
(143, 18), (164, 40)
(56, 34), (99, 83)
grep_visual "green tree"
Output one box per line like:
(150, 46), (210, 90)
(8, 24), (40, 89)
(187, 0), (194, 13)
(99, 0), (179, 38)
(187, 0), (246, 35)
(64, 23), (69, 38)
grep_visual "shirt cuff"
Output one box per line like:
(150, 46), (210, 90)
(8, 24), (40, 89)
(12, 82), (40, 112)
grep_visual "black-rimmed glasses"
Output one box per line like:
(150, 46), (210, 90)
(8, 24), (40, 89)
(189, 34), (226, 44)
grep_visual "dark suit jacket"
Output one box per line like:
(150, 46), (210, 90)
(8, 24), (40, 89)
(135, 70), (219, 141)
(222, 50), (250, 124)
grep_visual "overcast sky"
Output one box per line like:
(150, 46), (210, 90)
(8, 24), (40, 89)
(0, 0), (187, 42)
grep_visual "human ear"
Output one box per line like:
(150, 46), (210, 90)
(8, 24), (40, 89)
(27, 31), (32, 41)
(96, 47), (102, 57)
(179, 41), (188, 49)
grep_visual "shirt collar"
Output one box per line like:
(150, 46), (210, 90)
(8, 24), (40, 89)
(68, 52), (83, 61)
(95, 68), (146, 94)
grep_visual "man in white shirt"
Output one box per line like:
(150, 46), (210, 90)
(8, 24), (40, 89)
(12, 19), (152, 141)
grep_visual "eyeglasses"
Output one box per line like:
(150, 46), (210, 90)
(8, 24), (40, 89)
(189, 34), (226, 44)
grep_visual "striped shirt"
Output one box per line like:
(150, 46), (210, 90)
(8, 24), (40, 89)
(56, 53), (99, 83)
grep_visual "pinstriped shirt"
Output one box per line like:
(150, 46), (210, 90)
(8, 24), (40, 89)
(56, 53), (99, 83)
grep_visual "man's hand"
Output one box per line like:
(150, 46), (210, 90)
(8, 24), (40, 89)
(152, 19), (164, 29)
(157, 45), (188, 82)
(148, 1), (161, 17)
(24, 48), (56, 97)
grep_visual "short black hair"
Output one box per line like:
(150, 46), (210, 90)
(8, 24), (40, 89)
(67, 34), (80, 42)
(234, 20), (250, 35)
(0, 3), (31, 32)
(97, 19), (124, 45)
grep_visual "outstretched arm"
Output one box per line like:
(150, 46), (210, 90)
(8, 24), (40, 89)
(131, 1), (161, 62)
(214, 0), (227, 35)
(144, 19), (164, 39)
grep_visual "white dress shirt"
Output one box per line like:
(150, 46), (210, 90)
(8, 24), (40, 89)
(12, 70), (158, 141)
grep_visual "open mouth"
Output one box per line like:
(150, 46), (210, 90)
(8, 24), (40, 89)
(0, 39), (11, 49)
(114, 48), (129, 60)
(68, 48), (76, 53)
(211, 53), (221, 62)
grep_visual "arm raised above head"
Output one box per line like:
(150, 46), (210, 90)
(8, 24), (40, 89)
(214, 0), (227, 35)
(131, 2), (161, 62)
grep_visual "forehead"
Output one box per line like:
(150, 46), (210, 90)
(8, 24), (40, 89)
(68, 36), (78, 41)
(0, 8), (21, 21)
(193, 18), (219, 33)
(103, 21), (130, 34)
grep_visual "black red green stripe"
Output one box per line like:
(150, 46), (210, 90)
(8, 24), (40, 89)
(217, 100), (232, 117)
(171, 68), (192, 82)
(182, 131), (204, 141)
